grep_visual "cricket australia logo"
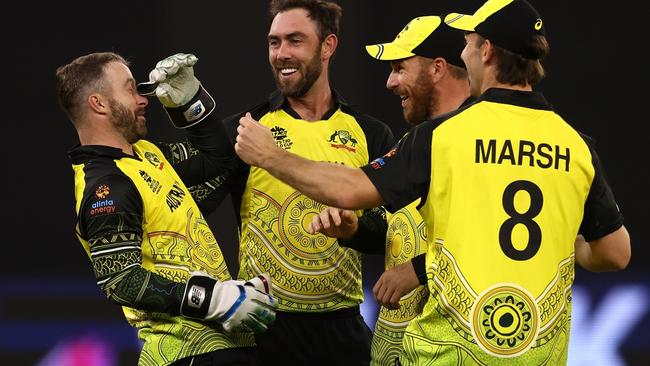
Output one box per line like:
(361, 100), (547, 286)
(271, 126), (293, 150)
(328, 130), (357, 152)
(144, 152), (164, 170)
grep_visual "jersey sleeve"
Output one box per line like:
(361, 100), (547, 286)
(578, 139), (624, 241)
(338, 207), (388, 254)
(362, 122), (434, 212)
(78, 174), (185, 314)
(156, 111), (238, 192)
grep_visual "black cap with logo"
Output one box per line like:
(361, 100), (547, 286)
(445, 0), (545, 60)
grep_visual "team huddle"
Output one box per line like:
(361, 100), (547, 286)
(55, 0), (630, 365)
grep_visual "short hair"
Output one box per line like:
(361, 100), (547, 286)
(269, 0), (342, 41)
(475, 34), (548, 86)
(56, 52), (128, 124)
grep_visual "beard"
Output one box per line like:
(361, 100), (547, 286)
(272, 48), (323, 98)
(403, 68), (439, 125)
(109, 98), (147, 144)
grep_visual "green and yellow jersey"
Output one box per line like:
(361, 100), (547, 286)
(70, 117), (251, 365)
(371, 200), (428, 366)
(363, 88), (624, 365)
(223, 91), (394, 312)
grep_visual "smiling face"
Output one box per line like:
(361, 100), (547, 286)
(386, 56), (438, 125)
(462, 32), (486, 97)
(104, 61), (148, 143)
(268, 8), (325, 98)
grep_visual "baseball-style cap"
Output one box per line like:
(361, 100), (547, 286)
(444, 0), (545, 60)
(365, 16), (465, 67)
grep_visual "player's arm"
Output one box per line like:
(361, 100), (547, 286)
(140, 53), (238, 191)
(78, 175), (276, 332)
(373, 256), (425, 310)
(235, 113), (382, 209)
(309, 206), (387, 255)
(575, 227), (630, 271)
(576, 139), (631, 272)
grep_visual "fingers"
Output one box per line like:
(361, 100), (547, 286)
(308, 215), (321, 234)
(373, 273), (401, 310)
(388, 291), (402, 309)
(150, 53), (197, 83)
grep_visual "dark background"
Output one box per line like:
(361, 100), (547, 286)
(2, 1), (648, 365)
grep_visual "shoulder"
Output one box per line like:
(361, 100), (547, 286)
(340, 104), (390, 131)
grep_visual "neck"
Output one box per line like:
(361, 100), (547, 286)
(433, 78), (471, 117)
(286, 74), (334, 121)
(480, 67), (532, 94)
(77, 118), (133, 155)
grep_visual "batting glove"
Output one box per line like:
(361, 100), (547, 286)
(181, 273), (277, 334)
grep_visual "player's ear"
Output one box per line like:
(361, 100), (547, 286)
(321, 34), (338, 61)
(430, 57), (447, 83)
(88, 93), (109, 115)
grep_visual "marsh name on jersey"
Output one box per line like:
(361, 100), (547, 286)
(475, 139), (570, 172)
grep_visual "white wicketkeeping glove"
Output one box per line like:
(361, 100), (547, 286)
(181, 272), (277, 334)
(137, 53), (200, 108)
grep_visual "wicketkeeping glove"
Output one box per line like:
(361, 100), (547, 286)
(137, 53), (215, 128)
(180, 273), (277, 334)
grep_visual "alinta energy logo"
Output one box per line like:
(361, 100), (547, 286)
(328, 130), (358, 152)
(90, 184), (116, 215)
(144, 152), (164, 170)
(271, 126), (293, 150)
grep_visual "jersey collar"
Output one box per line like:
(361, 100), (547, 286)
(478, 88), (553, 111)
(68, 144), (140, 164)
(268, 89), (348, 120)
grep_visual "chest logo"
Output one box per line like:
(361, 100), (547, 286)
(328, 130), (357, 152)
(144, 152), (165, 170)
(95, 184), (110, 199)
(271, 126), (293, 150)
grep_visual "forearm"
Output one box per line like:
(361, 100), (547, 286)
(89, 230), (185, 313)
(575, 228), (631, 272)
(264, 149), (383, 210)
(104, 266), (185, 314)
(162, 88), (238, 187)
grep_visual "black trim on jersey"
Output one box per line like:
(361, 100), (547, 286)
(338, 207), (387, 255)
(479, 88), (553, 111)
(156, 109), (238, 188)
(269, 89), (345, 120)
(411, 253), (427, 286)
(340, 103), (395, 160)
(363, 121), (436, 213)
(578, 133), (624, 241)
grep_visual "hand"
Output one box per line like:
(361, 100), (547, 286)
(181, 273), (277, 333)
(137, 53), (200, 107)
(308, 207), (358, 239)
(235, 113), (283, 168)
(373, 261), (421, 310)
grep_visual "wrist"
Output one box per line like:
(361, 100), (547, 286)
(163, 84), (216, 129)
(180, 274), (218, 319)
(261, 145), (288, 171)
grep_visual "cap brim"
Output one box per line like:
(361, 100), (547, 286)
(444, 13), (479, 31)
(365, 43), (415, 61)
(136, 81), (158, 96)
